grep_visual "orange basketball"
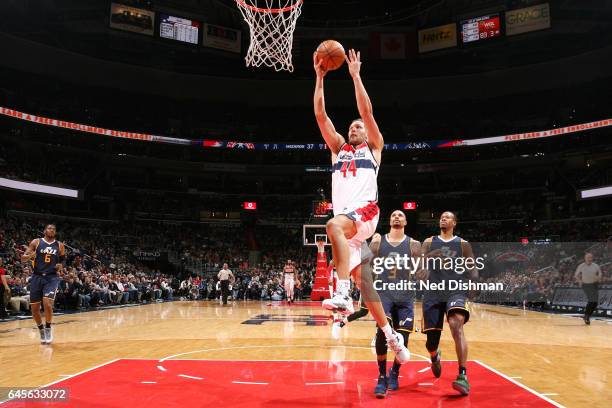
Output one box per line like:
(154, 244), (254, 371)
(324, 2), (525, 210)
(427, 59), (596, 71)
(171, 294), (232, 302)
(316, 40), (345, 71)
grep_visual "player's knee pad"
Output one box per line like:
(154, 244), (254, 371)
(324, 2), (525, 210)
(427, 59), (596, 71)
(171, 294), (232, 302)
(375, 328), (388, 356)
(425, 330), (441, 352)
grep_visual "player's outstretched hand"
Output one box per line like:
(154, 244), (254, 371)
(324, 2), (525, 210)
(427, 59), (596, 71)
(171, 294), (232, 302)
(345, 49), (361, 78)
(313, 52), (327, 78)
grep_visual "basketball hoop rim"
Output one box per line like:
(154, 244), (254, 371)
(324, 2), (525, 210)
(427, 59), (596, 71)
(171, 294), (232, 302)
(235, 0), (303, 14)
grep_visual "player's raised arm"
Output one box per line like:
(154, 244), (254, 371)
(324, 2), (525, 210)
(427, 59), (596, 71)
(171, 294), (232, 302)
(20, 239), (38, 263)
(346, 49), (384, 152)
(313, 52), (345, 154)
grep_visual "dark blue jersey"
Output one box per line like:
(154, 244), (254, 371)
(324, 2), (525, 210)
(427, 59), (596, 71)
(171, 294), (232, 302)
(377, 234), (415, 301)
(428, 235), (464, 283)
(34, 239), (61, 276)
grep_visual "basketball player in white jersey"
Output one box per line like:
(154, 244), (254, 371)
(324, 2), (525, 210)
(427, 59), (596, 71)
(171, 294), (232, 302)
(283, 259), (296, 304)
(313, 49), (409, 363)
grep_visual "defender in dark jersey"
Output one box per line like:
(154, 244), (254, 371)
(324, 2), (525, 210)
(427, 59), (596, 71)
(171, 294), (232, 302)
(421, 212), (476, 395)
(370, 210), (421, 398)
(20, 224), (65, 345)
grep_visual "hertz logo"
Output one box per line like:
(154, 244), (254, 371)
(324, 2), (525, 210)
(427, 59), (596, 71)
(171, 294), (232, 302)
(422, 31), (451, 43)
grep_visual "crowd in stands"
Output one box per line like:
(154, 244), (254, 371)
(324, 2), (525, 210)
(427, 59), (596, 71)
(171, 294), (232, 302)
(474, 238), (612, 309)
(0, 216), (320, 319)
(1, 208), (611, 320)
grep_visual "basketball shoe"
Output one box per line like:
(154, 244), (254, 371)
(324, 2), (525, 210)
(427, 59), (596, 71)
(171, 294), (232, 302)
(322, 293), (354, 315)
(331, 314), (343, 339)
(387, 368), (399, 391)
(431, 349), (442, 378)
(452, 374), (470, 395)
(374, 375), (388, 398)
(43, 326), (53, 345)
(386, 331), (410, 364)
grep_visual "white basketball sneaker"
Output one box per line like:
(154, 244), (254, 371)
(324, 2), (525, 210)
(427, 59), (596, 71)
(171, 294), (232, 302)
(386, 330), (410, 364)
(331, 318), (342, 340)
(322, 293), (354, 316)
(44, 326), (53, 345)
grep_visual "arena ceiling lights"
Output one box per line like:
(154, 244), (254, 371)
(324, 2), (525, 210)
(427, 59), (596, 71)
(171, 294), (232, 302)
(579, 186), (612, 200)
(0, 177), (80, 199)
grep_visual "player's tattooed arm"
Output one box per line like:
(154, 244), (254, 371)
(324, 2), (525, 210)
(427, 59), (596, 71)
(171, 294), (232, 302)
(461, 240), (478, 280)
(416, 237), (433, 281)
(369, 233), (382, 258)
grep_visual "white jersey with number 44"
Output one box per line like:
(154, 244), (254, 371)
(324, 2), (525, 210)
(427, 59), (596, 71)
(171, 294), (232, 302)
(332, 142), (379, 216)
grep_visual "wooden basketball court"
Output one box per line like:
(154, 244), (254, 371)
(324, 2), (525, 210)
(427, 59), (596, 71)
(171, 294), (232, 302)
(1, 301), (610, 407)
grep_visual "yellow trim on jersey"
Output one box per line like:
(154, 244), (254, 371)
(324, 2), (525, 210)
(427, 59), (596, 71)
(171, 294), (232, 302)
(397, 327), (416, 334)
(421, 318), (443, 332)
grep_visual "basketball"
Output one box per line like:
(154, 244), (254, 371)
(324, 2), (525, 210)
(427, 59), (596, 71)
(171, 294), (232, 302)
(316, 40), (346, 71)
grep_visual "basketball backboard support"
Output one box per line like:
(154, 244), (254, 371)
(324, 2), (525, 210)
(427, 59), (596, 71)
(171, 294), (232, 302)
(303, 224), (329, 246)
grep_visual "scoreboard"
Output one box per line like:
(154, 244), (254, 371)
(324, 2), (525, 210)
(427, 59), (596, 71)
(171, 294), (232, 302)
(312, 200), (333, 218)
(160, 14), (200, 44)
(460, 14), (501, 43)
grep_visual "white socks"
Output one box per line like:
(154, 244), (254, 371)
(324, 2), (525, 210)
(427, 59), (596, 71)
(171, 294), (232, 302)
(337, 279), (351, 296)
(381, 323), (394, 340)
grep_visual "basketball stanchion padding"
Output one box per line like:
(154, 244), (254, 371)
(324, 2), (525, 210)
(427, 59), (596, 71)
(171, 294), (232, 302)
(311, 241), (331, 301)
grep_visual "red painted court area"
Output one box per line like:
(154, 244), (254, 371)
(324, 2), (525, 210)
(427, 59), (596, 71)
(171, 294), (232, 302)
(4, 359), (559, 407)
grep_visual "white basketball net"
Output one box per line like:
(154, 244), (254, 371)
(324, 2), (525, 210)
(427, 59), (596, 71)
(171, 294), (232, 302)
(235, 0), (303, 72)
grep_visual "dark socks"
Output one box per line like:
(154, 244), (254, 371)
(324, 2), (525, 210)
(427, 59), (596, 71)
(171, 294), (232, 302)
(38, 324), (44, 330)
(45, 322), (51, 329)
(391, 361), (401, 374)
(377, 359), (387, 377)
(459, 366), (467, 376)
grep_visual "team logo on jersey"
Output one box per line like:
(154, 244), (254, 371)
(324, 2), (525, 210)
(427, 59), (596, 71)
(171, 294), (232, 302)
(40, 247), (57, 255)
(440, 246), (457, 258)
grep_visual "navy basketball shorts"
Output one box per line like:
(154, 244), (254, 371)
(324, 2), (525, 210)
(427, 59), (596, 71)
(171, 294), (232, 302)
(30, 274), (61, 303)
(380, 296), (415, 333)
(422, 291), (470, 332)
